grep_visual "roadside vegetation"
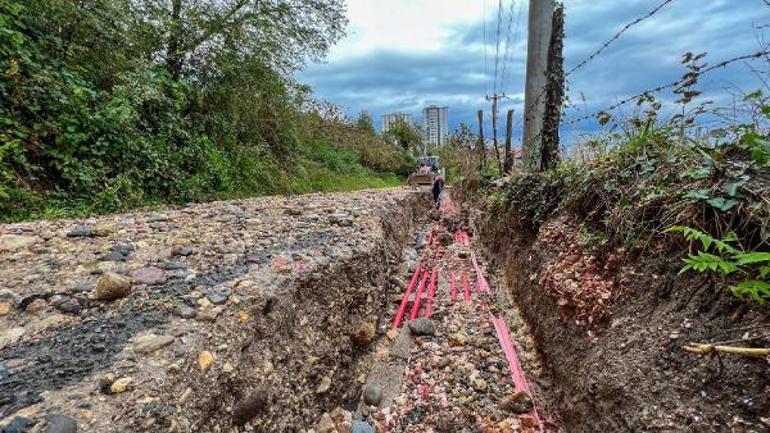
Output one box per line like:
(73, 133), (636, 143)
(489, 88), (770, 303)
(0, 1), (410, 223)
(436, 56), (770, 304)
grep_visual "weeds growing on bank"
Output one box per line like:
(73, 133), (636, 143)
(489, 88), (770, 303)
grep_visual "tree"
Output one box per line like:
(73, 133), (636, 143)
(127, 0), (348, 80)
(355, 111), (376, 135)
(384, 118), (423, 152)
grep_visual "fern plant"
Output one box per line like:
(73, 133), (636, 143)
(665, 226), (770, 303)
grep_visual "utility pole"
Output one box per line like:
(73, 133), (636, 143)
(477, 110), (485, 172)
(503, 109), (514, 173)
(521, 0), (554, 170)
(486, 93), (506, 174)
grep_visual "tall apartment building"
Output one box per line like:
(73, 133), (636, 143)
(381, 112), (412, 133)
(422, 105), (448, 147)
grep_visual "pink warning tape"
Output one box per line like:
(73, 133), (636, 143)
(471, 253), (544, 432)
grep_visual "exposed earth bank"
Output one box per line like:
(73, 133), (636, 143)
(473, 202), (770, 433)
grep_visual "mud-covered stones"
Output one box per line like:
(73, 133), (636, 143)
(501, 391), (534, 414)
(232, 388), (269, 426)
(45, 414), (77, 433)
(408, 317), (435, 336)
(92, 273), (132, 301)
(363, 383), (383, 406)
(350, 321), (376, 346)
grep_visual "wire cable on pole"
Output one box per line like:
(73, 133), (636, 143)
(493, 0), (504, 95)
(499, 0), (519, 93)
(483, 0), (488, 93)
(562, 50), (770, 126)
(566, 0), (676, 77)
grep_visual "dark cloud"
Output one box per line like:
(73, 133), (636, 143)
(298, 0), (770, 145)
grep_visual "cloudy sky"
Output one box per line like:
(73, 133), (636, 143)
(297, 0), (770, 145)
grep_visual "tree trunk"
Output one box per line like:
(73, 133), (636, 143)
(477, 110), (485, 172)
(166, 0), (183, 80)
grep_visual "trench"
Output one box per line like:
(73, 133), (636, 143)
(473, 204), (770, 433)
(161, 191), (563, 432)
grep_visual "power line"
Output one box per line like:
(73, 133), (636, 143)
(562, 50), (770, 126)
(493, 0), (504, 94)
(483, 0), (488, 93)
(566, 0), (676, 77)
(499, 0), (518, 93)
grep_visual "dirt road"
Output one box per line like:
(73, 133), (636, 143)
(0, 189), (552, 433)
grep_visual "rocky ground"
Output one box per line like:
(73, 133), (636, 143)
(0, 190), (556, 433)
(315, 199), (557, 433)
(0, 189), (432, 432)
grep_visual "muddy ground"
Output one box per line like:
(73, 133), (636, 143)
(476, 209), (770, 433)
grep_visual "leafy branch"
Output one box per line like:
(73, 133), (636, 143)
(665, 226), (770, 303)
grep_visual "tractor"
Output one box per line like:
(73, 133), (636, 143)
(407, 155), (442, 187)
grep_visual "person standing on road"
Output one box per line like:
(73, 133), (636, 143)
(432, 175), (444, 208)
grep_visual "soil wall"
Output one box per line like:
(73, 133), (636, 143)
(475, 210), (770, 433)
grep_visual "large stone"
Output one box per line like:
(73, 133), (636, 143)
(351, 421), (375, 433)
(46, 414), (77, 433)
(173, 305), (196, 319)
(110, 377), (132, 394)
(316, 375), (332, 394)
(0, 235), (37, 252)
(501, 391), (534, 414)
(24, 298), (47, 314)
(363, 383), (383, 406)
(350, 321), (376, 346)
(449, 333), (469, 346)
(198, 351), (215, 371)
(93, 273), (132, 301)
(91, 224), (117, 237)
(66, 226), (92, 238)
(0, 300), (13, 316)
(473, 378), (488, 392)
(407, 317), (435, 336)
(130, 267), (166, 286)
(56, 298), (82, 314)
(329, 214), (353, 226)
(232, 388), (269, 426)
(133, 335), (175, 354)
(2, 417), (31, 433)
(314, 413), (336, 433)
(206, 286), (231, 305)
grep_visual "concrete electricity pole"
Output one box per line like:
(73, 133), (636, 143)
(521, 0), (554, 170)
(486, 93), (506, 174)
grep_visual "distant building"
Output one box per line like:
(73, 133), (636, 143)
(381, 112), (412, 133)
(422, 105), (449, 148)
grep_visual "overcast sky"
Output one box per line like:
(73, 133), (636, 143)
(297, 0), (770, 145)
